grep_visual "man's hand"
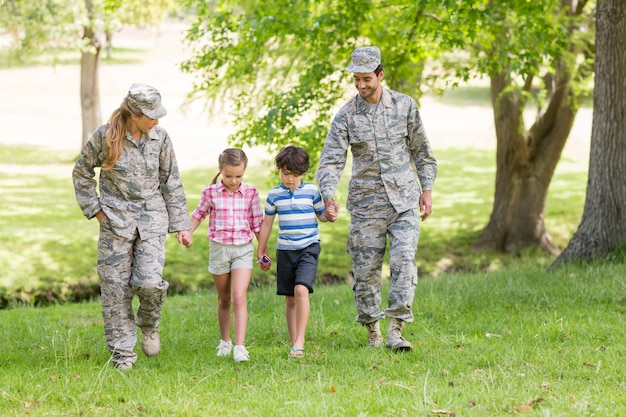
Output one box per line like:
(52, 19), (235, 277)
(324, 198), (340, 222)
(419, 190), (433, 221)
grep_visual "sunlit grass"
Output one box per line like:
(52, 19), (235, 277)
(1, 262), (625, 416)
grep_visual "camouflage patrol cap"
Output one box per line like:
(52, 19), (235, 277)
(126, 83), (167, 119)
(347, 46), (381, 73)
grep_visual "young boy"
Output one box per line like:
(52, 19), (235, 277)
(257, 145), (338, 358)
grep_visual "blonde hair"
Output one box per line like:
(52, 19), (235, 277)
(211, 148), (248, 184)
(101, 98), (144, 170)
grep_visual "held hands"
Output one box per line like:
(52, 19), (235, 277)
(177, 230), (193, 248)
(324, 198), (340, 222)
(256, 254), (271, 271)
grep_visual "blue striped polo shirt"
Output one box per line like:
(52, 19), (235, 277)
(264, 182), (325, 250)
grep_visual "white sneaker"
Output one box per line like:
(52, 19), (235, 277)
(233, 345), (250, 362)
(216, 339), (233, 357)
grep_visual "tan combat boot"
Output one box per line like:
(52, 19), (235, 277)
(141, 328), (160, 357)
(385, 318), (411, 351)
(366, 321), (383, 347)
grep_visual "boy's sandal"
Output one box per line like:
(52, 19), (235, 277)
(289, 346), (305, 358)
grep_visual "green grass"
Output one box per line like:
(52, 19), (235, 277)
(1, 261), (625, 416)
(0, 46), (148, 69)
(426, 83), (594, 109)
(0, 143), (588, 306)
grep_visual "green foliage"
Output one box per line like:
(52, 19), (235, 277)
(0, 0), (84, 64)
(1, 261), (626, 415)
(181, 0), (487, 161)
(0, 0), (181, 66)
(103, 0), (181, 28)
(180, 0), (595, 163)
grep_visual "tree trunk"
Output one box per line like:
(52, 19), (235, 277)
(554, 0), (626, 264)
(80, 0), (102, 147)
(105, 30), (113, 60)
(474, 62), (579, 255)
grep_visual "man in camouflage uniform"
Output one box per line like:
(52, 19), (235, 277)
(316, 47), (437, 351)
(73, 83), (192, 370)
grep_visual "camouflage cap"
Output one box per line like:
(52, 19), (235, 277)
(126, 83), (167, 119)
(347, 46), (381, 73)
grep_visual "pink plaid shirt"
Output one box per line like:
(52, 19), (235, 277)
(191, 181), (263, 245)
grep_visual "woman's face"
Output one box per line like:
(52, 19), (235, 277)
(220, 163), (246, 192)
(135, 114), (159, 133)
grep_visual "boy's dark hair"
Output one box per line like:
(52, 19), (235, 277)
(275, 145), (309, 176)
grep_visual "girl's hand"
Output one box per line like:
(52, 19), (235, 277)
(177, 230), (193, 248)
(95, 210), (106, 224)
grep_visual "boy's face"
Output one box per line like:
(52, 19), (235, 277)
(279, 168), (303, 192)
(221, 163), (245, 192)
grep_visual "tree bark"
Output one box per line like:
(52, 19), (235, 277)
(80, 0), (102, 147)
(554, 0), (626, 264)
(474, 60), (579, 255)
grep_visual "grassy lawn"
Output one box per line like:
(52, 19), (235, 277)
(1, 261), (625, 416)
(2, 134), (618, 415)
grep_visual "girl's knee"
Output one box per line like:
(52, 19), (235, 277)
(217, 294), (232, 308)
(231, 292), (247, 308)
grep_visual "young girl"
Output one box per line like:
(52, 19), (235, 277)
(187, 148), (263, 362)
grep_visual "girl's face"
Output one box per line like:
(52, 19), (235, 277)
(279, 168), (303, 192)
(221, 163), (246, 192)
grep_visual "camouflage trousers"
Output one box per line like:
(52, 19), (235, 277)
(347, 208), (419, 324)
(97, 222), (168, 364)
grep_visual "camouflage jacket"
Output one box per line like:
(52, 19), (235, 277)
(316, 86), (437, 217)
(72, 124), (192, 239)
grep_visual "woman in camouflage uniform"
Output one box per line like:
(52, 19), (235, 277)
(73, 83), (192, 370)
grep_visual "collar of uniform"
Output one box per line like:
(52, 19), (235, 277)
(124, 128), (160, 142)
(146, 127), (160, 140)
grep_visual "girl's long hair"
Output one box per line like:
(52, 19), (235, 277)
(211, 148), (248, 184)
(101, 98), (145, 170)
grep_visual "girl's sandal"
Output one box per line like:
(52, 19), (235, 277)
(289, 346), (305, 358)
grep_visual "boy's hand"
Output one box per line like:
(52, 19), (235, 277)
(257, 255), (271, 271)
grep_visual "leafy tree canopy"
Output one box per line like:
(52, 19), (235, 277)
(181, 0), (594, 166)
(0, 0), (179, 64)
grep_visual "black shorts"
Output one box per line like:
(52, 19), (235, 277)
(275, 242), (320, 296)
